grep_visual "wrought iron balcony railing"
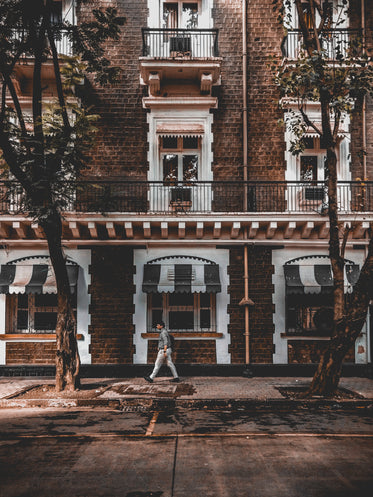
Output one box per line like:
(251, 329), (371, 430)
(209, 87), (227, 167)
(281, 28), (362, 60)
(142, 28), (219, 58)
(1, 181), (372, 215)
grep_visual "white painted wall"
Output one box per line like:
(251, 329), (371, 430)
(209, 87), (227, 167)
(133, 246), (230, 364)
(272, 247), (367, 364)
(0, 248), (91, 365)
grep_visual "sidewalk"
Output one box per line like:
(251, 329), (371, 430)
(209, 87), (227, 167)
(0, 376), (372, 409)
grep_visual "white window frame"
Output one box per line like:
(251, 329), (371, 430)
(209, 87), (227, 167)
(160, 135), (200, 182)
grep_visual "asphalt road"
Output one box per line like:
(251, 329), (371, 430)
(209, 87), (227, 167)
(0, 407), (372, 497)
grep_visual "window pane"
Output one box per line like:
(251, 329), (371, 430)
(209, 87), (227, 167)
(300, 156), (318, 181)
(34, 312), (57, 331)
(183, 3), (198, 28)
(162, 136), (178, 149)
(183, 136), (198, 149)
(50, 1), (62, 24)
(152, 294), (163, 307)
(152, 309), (163, 328)
(17, 294), (28, 309)
(200, 293), (211, 307)
(163, 154), (178, 182)
(35, 294), (58, 307)
(200, 309), (211, 328)
(169, 311), (194, 329)
(169, 293), (194, 306)
(163, 3), (178, 28)
(17, 310), (28, 330)
(183, 155), (198, 181)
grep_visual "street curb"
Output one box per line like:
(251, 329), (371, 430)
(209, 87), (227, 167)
(1, 397), (372, 410)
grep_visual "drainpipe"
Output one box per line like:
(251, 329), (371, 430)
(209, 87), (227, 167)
(240, 0), (255, 377)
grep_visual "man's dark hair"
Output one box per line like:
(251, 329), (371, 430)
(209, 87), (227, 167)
(158, 321), (165, 328)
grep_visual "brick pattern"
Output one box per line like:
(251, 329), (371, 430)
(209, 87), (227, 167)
(288, 341), (355, 364)
(78, 0), (148, 179)
(228, 247), (275, 364)
(212, 1), (285, 181)
(147, 340), (216, 364)
(246, 1), (285, 180)
(89, 247), (135, 363)
(212, 1), (244, 180)
(6, 342), (56, 365)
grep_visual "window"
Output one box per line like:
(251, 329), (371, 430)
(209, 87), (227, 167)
(299, 137), (326, 182)
(300, 156), (318, 182)
(147, 292), (216, 332)
(160, 136), (199, 183)
(6, 293), (77, 333)
(163, 2), (199, 29)
(286, 294), (333, 336)
(50, 1), (63, 24)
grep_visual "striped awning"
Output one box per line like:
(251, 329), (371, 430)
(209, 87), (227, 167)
(142, 263), (221, 293)
(156, 123), (204, 138)
(0, 258), (79, 294)
(284, 259), (360, 295)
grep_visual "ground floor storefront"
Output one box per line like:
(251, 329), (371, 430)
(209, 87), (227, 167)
(0, 245), (370, 366)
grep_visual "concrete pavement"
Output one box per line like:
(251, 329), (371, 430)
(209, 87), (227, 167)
(0, 376), (372, 409)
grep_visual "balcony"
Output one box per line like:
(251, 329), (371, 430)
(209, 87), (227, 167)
(1, 180), (371, 242)
(140, 28), (222, 99)
(142, 28), (219, 59)
(1, 181), (372, 215)
(281, 28), (362, 60)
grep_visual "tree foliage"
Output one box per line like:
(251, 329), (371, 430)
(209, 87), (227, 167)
(0, 0), (125, 391)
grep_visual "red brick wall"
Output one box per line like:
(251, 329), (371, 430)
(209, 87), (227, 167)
(89, 247), (135, 363)
(212, 0), (285, 181)
(288, 341), (355, 364)
(228, 247), (275, 363)
(6, 342), (56, 364)
(246, 0), (285, 180)
(78, 0), (149, 179)
(212, 0), (244, 180)
(147, 340), (216, 364)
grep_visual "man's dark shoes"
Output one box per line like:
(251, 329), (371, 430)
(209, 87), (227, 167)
(144, 376), (153, 383)
(171, 377), (180, 383)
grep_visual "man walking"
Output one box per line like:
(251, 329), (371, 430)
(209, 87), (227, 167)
(144, 321), (180, 383)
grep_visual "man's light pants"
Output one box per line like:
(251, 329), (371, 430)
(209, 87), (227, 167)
(150, 349), (178, 379)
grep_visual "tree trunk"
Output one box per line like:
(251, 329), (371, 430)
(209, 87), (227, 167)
(42, 210), (80, 392)
(306, 100), (347, 397)
(307, 231), (373, 397)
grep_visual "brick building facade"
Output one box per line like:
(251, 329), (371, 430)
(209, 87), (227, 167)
(0, 0), (372, 368)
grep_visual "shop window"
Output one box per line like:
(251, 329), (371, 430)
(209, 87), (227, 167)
(147, 292), (216, 332)
(286, 294), (334, 336)
(6, 293), (77, 333)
